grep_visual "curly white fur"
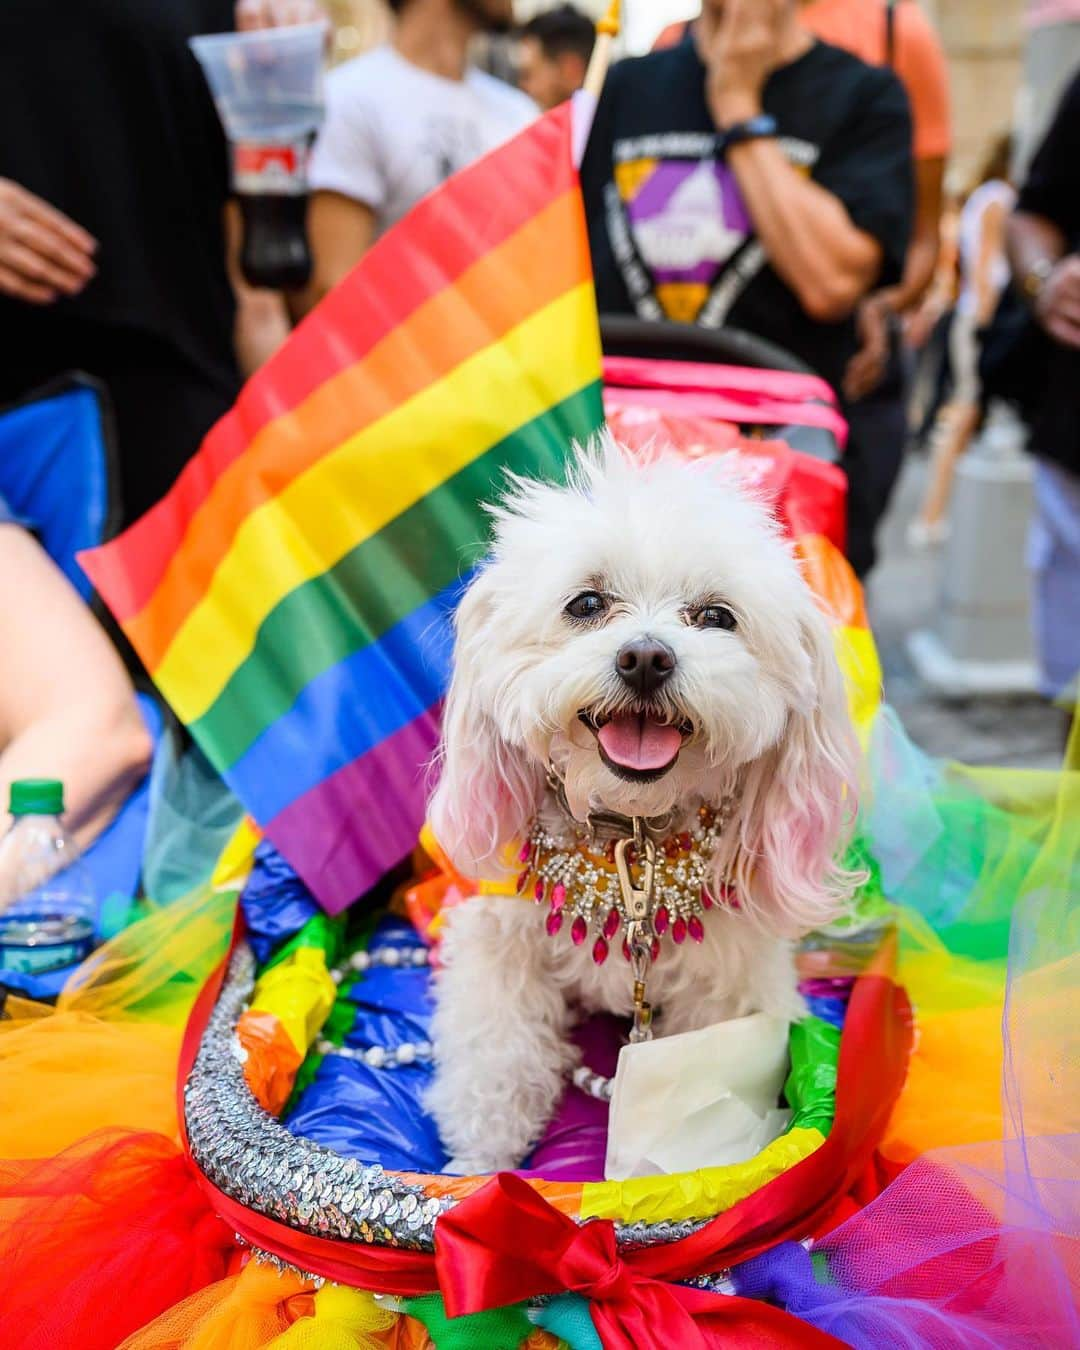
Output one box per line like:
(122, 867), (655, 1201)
(426, 437), (862, 1174)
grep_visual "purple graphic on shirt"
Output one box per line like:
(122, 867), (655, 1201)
(622, 159), (752, 286)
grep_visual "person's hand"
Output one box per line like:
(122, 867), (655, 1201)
(235, 0), (325, 29)
(1035, 254), (1080, 350)
(0, 179), (97, 305)
(904, 294), (944, 350)
(703, 0), (788, 127)
(842, 295), (892, 402)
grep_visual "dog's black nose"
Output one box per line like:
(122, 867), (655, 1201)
(615, 637), (676, 697)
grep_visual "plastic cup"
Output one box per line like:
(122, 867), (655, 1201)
(189, 22), (327, 143)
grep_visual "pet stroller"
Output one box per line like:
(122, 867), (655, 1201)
(168, 320), (904, 1349)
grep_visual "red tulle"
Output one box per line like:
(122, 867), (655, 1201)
(0, 1129), (236, 1350)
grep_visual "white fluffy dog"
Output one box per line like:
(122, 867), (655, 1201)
(427, 438), (861, 1175)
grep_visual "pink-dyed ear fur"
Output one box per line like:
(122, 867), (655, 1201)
(429, 572), (544, 879)
(713, 604), (862, 935)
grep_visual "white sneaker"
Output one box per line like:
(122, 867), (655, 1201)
(906, 517), (950, 550)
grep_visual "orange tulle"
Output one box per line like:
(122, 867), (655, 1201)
(879, 1001), (1004, 1164)
(0, 1011), (182, 1157)
(119, 1262), (315, 1349)
(119, 1260), (448, 1350)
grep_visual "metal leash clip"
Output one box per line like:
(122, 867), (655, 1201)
(614, 819), (657, 1042)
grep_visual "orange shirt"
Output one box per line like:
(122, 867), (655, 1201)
(800, 0), (951, 160)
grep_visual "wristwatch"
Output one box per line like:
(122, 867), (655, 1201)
(1021, 257), (1055, 303)
(719, 114), (779, 156)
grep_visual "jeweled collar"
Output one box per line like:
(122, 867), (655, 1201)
(516, 796), (738, 967)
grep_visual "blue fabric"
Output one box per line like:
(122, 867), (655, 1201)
(284, 917), (448, 1173)
(1, 693), (162, 998)
(731, 1240), (964, 1348)
(239, 840), (321, 964)
(0, 492), (31, 530)
(534, 1295), (603, 1350)
(803, 994), (849, 1030)
(0, 379), (113, 598)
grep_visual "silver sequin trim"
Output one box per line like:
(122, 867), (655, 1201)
(185, 942), (748, 1252)
(184, 943), (449, 1249)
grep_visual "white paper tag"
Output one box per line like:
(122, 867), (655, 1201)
(604, 1012), (791, 1181)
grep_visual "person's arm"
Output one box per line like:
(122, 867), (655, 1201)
(704, 0), (887, 322)
(1009, 212), (1080, 350)
(1009, 70), (1080, 351)
(880, 156), (944, 315)
(224, 200), (292, 374)
(0, 528), (153, 856)
(885, 1), (951, 312)
(844, 157), (943, 399)
(0, 179), (97, 305)
(971, 197), (1007, 328)
(290, 190), (377, 319)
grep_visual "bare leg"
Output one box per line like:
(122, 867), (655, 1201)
(917, 401), (980, 529)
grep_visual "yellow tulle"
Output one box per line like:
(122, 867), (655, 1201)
(0, 883), (237, 1157)
(58, 884), (237, 1026)
(267, 1283), (399, 1349)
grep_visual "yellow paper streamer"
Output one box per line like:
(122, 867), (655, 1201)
(249, 947), (337, 1057)
(579, 1126), (825, 1223)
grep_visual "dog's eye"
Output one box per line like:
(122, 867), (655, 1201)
(565, 590), (608, 621)
(692, 605), (737, 631)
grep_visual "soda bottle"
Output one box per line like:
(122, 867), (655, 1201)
(0, 779), (96, 976)
(189, 24), (326, 291)
(233, 137), (314, 289)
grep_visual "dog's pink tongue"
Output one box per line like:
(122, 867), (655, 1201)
(598, 714), (682, 771)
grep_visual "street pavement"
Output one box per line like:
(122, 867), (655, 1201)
(864, 451), (1065, 771)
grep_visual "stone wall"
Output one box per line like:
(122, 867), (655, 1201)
(926, 0), (1024, 187)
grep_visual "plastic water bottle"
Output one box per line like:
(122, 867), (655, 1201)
(0, 779), (96, 976)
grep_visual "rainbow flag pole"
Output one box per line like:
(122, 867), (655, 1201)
(83, 99), (606, 913)
(584, 0), (621, 99)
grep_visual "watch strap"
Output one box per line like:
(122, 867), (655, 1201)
(1022, 257), (1054, 303)
(719, 114), (779, 156)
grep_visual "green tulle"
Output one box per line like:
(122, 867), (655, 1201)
(403, 1293), (534, 1349)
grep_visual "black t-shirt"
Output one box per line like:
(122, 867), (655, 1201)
(0, 0), (238, 396)
(1017, 68), (1080, 474)
(581, 37), (914, 392)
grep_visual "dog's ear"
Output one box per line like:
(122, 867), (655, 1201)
(716, 604), (862, 935)
(429, 571), (544, 878)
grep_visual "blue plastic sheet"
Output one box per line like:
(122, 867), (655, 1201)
(240, 841), (321, 965)
(285, 917), (447, 1172)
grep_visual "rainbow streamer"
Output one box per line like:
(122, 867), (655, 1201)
(83, 103), (605, 913)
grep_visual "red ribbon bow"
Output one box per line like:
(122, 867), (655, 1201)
(435, 1172), (845, 1349)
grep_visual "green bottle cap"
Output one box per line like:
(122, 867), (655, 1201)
(9, 778), (65, 816)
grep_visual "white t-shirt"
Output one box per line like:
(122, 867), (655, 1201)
(956, 179), (1016, 316)
(309, 45), (538, 236)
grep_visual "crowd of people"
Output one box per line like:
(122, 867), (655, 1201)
(1, 0), (1079, 865)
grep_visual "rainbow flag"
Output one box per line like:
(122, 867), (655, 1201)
(83, 101), (604, 913)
